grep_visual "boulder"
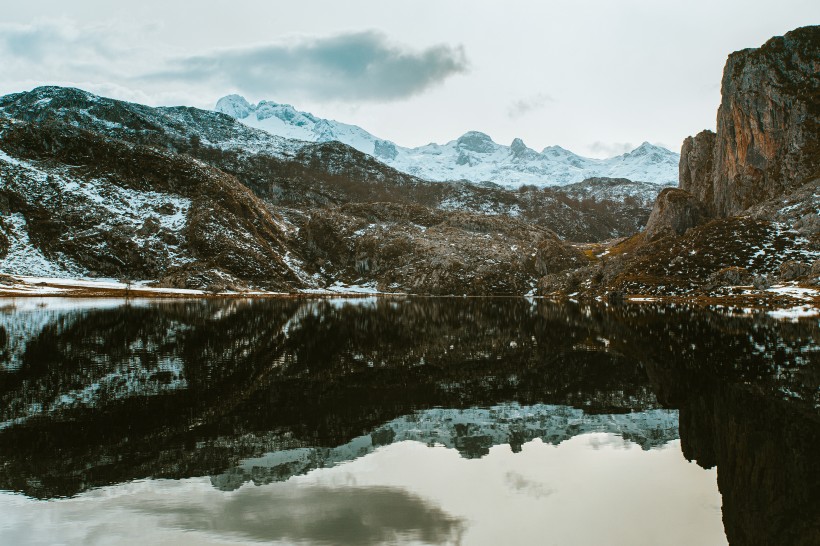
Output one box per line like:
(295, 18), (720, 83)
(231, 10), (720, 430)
(534, 239), (587, 275)
(809, 259), (820, 286)
(705, 267), (753, 289)
(752, 275), (771, 290)
(644, 188), (709, 241)
(778, 260), (811, 281)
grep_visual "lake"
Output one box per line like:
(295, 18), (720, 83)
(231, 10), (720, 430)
(0, 297), (817, 545)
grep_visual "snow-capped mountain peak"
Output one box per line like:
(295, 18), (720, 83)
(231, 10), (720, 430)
(214, 94), (254, 119)
(215, 95), (679, 187)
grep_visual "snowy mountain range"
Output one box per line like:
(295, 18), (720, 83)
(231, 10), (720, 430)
(216, 95), (680, 187)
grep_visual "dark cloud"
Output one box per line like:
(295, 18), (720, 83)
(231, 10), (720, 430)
(147, 31), (468, 102)
(507, 93), (554, 118)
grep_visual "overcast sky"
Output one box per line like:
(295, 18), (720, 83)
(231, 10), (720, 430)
(1, 1), (817, 157)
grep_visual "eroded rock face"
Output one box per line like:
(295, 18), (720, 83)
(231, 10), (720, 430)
(679, 130), (717, 214)
(644, 188), (709, 240)
(672, 26), (819, 219)
(712, 26), (820, 216)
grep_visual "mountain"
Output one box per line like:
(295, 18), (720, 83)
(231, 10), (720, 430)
(1, 86), (659, 294)
(4, 27), (814, 298)
(215, 94), (680, 187)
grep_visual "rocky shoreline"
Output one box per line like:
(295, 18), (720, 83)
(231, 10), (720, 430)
(1, 274), (817, 324)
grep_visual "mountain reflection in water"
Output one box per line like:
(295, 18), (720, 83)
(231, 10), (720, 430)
(0, 297), (818, 545)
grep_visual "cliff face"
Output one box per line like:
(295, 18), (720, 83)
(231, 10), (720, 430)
(646, 25), (819, 237)
(678, 130), (717, 214)
(695, 26), (820, 217)
(594, 26), (820, 297)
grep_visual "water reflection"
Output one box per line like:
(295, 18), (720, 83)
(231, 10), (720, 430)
(211, 404), (678, 491)
(0, 296), (818, 544)
(0, 437), (721, 546)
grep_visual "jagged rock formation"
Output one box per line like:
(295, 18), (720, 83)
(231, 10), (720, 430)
(679, 130), (717, 213)
(561, 26), (820, 297)
(643, 188), (710, 241)
(677, 26), (820, 219)
(713, 26), (820, 216)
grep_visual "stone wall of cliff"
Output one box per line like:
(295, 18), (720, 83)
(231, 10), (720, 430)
(656, 26), (819, 233)
(678, 130), (717, 215)
(713, 26), (820, 216)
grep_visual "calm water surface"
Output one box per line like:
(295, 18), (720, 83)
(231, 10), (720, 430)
(0, 297), (817, 545)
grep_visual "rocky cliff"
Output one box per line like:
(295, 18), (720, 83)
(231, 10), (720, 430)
(564, 26), (820, 297)
(678, 129), (717, 213)
(713, 26), (820, 217)
(680, 26), (820, 219)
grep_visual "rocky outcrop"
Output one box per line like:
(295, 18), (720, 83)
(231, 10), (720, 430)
(778, 260), (812, 281)
(643, 188), (709, 240)
(704, 266), (753, 289)
(692, 26), (820, 217)
(714, 26), (820, 216)
(678, 130), (717, 213)
(593, 26), (820, 297)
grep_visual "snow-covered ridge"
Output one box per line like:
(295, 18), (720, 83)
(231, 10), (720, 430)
(216, 95), (680, 187)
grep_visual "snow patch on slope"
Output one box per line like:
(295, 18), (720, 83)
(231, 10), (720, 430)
(1, 148), (193, 277)
(0, 213), (83, 277)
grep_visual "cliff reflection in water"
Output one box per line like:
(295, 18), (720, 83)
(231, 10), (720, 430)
(0, 297), (818, 543)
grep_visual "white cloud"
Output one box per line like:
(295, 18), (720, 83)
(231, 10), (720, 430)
(507, 93), (555, 119)
(587, 141), (636, 158)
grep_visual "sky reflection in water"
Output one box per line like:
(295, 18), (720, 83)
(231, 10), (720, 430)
(0, 435), (723, 546)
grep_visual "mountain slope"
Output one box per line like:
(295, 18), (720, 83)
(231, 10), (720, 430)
(0, 116), (302, 290)
(6, 87), (657, 293)
(215, 95), (680, 187)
